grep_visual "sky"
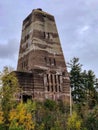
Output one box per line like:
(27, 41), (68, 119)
(0, 0), (98, 77)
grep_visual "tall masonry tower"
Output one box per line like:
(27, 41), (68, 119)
(16, 9), (70, 102)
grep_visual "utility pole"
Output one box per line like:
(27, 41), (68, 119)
(70, 86), (72, 116)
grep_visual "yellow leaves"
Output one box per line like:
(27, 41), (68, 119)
(67, 111), (82, 130)
(9, 102), (35, 130)
(9, 109), (17, 121)
(76, 120), (81, 130)
(0, 109), (3, 124)
(25, 113), (35, 130)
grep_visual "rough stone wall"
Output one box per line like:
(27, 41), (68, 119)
(16, 9), (70, 103)
(17, 9), (66, 72)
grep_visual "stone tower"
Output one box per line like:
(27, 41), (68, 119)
(16, 9), (70, 102)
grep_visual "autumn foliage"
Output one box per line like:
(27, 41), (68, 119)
(0, 65), (98, 130)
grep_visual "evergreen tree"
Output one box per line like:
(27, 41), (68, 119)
(68, 57), (85, 104)
(68, 57), (97, 108)
(86, 70), (97, 108)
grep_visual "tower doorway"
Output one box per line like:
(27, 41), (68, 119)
(23, 95), (32, 103)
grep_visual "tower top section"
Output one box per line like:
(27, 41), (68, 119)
(23, 8), (54, 26)
(17, 8), (65, 72)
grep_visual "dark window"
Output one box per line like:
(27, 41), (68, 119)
(45, 57), (56, 66)
(55, 85), (57, 92)
(48, 33), (50, 39)
(43, 32), (45, 38)
(51, 85), (53, 92)
(49, 58), (51, 65)
(62, 72), (65, 76)
(26, 34), (30, 40)
(43, 32), (51, 39)
(59, 86), (61, 92)
(47, 85), (49, 91)
(44, 57), (47, 63)
(24, 34), (30, 43)
(54, 59), (56, 66)
(47, 74), (49, 84)
(54, 75), (56, 84)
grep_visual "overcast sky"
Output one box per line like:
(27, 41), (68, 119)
(0, 0), (98, 77)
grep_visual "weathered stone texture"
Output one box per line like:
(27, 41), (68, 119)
(16, 8), (70, 103)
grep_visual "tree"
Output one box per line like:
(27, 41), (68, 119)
(68, 57), (97, 108)
(81, 70), (97, 108)
(86, 70), (96, 107)
(84, 105), (98, 130)
(0, 106), (4, 128)
(44, 99), (57, 111)
(68, 57), (85, 104)
(0, 67), (20, 129)
(34, 99), (68, 130)
(9, 101), (35, 130)
(67, 111), (83, 130)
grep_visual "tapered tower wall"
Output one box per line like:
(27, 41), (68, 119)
(16, 9), (70, 103)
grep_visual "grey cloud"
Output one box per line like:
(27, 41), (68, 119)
(0, 39), (19, 59)
(57, 0), (98, 47)
(55, 0), (98, 76)
(0, 0), (98, 76)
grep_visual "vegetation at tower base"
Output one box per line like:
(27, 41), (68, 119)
(67, 111), (82, 130)
(0, 63), (98, 130)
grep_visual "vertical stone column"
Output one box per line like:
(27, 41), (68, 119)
(44, 74), (47, 92)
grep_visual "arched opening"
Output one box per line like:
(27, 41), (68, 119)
(23, 95), (32, 103)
